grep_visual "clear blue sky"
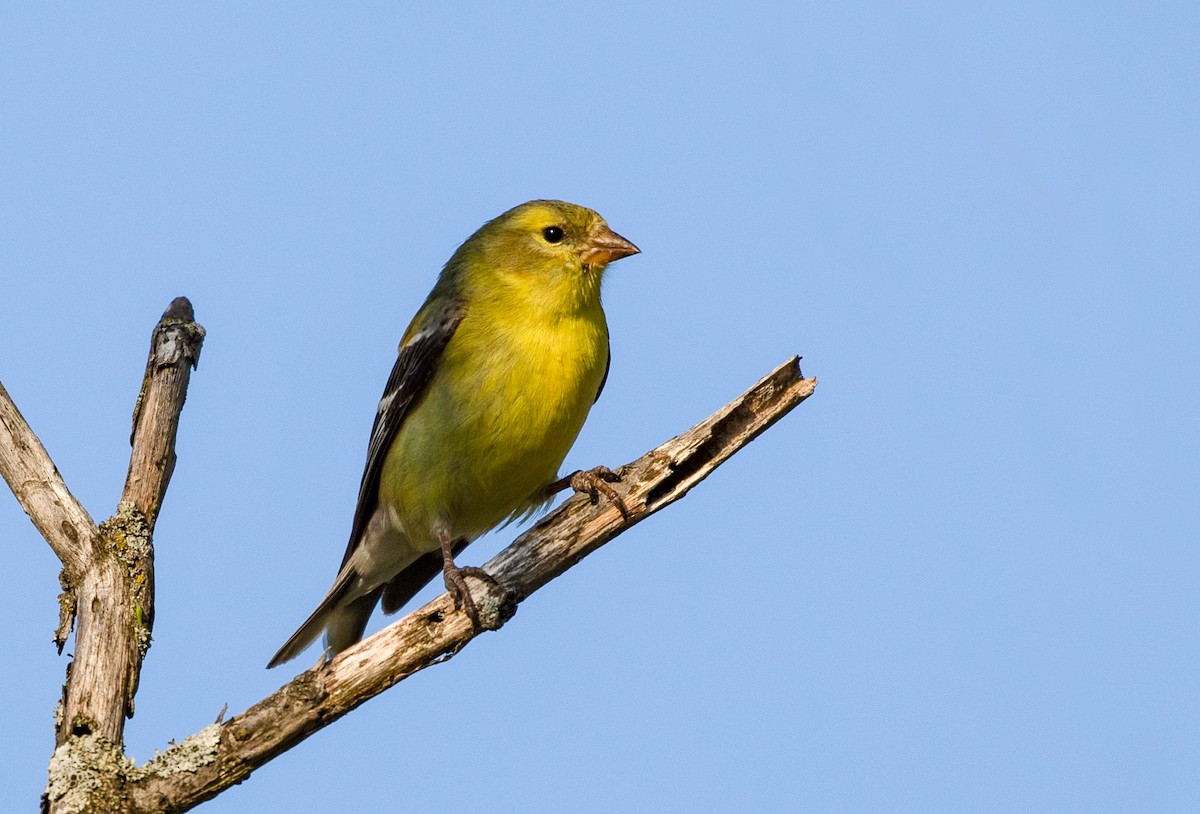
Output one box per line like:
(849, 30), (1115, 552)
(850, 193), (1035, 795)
(3, 3), (1197, 812)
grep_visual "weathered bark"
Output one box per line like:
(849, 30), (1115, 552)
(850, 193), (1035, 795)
(53, 298), (204, 754)
(123, 297), (205, 530)
(1, 300), (204, 814)
(0, 385), (100, 579)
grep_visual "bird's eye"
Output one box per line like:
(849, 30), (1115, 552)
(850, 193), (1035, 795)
(542, 225), (565, 244)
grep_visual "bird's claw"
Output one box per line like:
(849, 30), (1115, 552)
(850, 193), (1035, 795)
(569, 466), (631, 521)
(443, 564), (518, 630)
(443, 563), (477, 624)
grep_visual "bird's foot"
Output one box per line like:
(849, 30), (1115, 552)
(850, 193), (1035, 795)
(551, 466), (631, 521)
(443, 563), (519, 631)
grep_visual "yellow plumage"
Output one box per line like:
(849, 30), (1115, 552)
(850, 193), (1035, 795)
(269, 200), (638, 667)
(385, 302), (608, 536)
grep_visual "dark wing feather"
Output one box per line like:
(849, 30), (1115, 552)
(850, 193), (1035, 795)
(380, 538), (468, 614)
(338, 300), (464, 571)
(594, 336), (610, 404)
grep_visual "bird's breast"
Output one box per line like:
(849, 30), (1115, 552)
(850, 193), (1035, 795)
(383, 304), (609, 541)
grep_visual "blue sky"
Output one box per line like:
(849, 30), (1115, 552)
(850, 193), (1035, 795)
(2, 3), (1197, 811)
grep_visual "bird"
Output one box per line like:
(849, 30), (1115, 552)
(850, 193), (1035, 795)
(268, 199), (639, 668)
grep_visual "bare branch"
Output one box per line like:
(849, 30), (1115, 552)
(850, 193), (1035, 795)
(27, 302), (204, 777)
(51, 299), (205, 757)
(0, 381), (100, 576)
(127, 358), (816, 812)
(123, 296), (205, 529)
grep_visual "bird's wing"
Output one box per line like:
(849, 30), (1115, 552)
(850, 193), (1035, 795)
(338, 299), (465, 571)
(594, 335), (611, 404)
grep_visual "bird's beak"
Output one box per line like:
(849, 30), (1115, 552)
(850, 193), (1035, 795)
(581, 224), (640, 267)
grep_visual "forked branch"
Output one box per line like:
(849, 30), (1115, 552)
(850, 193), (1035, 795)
(6, 303), (813, 813)
(0, 300), (204, 814)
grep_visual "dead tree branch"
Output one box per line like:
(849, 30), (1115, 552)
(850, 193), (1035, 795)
(123, 296), (205, 530)
(0, 385), (100, 578)
(51, 298), (203, 755)
(5, 296), (813, 814)
(0, 300), (204, 814)
(126, 358), (816, 813)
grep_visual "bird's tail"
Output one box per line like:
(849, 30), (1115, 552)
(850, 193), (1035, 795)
(267, 569), (382, 668)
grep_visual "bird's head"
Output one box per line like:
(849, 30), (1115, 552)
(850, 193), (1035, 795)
(449, 200), (639, 311)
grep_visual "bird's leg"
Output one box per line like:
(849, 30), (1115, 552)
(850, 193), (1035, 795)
(548, 465), (631, 521)
(439, 529), (515, 630)
(439, 530), (481, 627)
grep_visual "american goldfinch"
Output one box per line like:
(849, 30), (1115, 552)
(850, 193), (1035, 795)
(269, 200), (638, 667)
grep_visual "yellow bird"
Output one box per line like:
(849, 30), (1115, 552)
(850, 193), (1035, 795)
(269, 200), (639, 667)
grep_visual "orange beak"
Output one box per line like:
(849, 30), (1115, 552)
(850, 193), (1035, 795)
(581, 224), (640, 267)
